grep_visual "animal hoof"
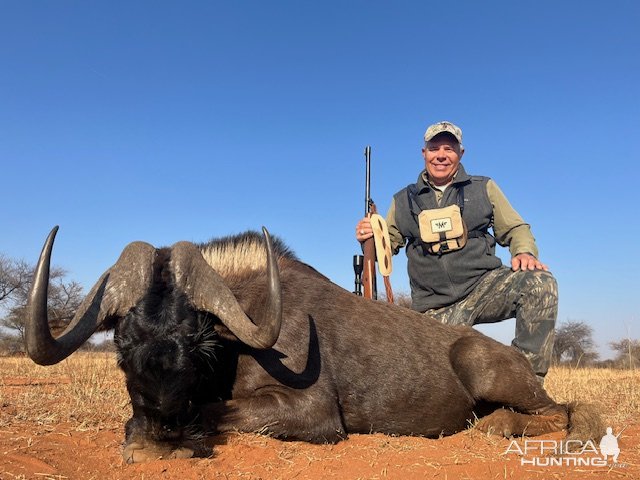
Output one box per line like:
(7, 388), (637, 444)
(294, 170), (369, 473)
(122, 441), (194, 463)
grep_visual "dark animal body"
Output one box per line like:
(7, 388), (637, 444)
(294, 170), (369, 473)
(25, 227), (601, 463)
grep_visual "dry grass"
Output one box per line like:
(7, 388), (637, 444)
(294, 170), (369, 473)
(545, 366), (639, 427)
(0, 353), (130, 431)
(1, 355), (638, 434)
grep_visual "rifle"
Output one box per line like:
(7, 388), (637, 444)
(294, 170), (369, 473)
(353, 146), (393, 302)
(361, 146), (378, 299)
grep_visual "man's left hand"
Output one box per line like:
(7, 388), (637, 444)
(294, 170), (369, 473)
(511, 253), (549, 272)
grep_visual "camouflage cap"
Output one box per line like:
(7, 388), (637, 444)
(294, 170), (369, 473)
(424, 121), (463, 144)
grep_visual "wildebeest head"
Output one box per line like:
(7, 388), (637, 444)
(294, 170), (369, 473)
(24, 227), (283, 442)
(113, 247), (224, 442)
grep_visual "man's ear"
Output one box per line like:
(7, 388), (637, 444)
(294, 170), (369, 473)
(459, 145), (465, 158)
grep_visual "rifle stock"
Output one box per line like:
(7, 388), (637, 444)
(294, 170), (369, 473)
(362, 231), (377, 299)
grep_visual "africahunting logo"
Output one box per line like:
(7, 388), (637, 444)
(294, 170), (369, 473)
(504, 426), (627, 468)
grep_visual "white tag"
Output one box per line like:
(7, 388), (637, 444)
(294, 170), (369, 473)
(430, 217), (452, 233)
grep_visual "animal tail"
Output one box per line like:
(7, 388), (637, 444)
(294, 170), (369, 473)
(565, 401), (605, 443)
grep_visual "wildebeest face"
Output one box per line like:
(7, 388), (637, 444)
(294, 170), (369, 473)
(116, 305), (221, 443)
(121, 338), (198, 441)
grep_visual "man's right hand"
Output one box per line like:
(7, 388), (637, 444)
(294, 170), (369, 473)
(355, 217), (374, 243)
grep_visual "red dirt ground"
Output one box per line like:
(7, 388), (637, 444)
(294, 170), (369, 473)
(1, 379), (638, 479)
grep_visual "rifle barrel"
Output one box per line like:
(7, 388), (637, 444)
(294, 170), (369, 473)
(364, 146), (371, 216)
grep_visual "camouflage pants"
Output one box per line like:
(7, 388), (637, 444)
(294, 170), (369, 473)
(424, 266), (558, 377)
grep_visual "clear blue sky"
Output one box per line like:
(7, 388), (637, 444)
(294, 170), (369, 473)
(2, 1), (638, 358)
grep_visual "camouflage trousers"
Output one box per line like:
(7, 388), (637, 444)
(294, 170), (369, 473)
(424, 266), (558, 377)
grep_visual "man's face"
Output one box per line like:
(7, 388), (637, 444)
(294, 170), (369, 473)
(422, 133), (464, 186)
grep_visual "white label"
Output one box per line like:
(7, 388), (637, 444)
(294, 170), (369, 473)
(431, 217), (452, 233)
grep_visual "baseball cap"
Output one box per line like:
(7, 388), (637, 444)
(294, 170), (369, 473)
(424, 121), (463, 144)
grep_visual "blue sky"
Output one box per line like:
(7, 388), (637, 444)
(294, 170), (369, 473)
(2, 1), (638, 358)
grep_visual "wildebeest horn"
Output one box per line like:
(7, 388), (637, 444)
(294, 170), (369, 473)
(170, 227), (282, 349)
(25, 226), (157, 366)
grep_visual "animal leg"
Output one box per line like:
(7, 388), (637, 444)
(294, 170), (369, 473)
(474, 407), (567, 437)
(200, 387), (346, 443)
(450, 335), (567, 437)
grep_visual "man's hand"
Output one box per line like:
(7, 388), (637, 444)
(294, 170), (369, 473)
(355, 217), (373, 242)
(511, 253), (549, 272)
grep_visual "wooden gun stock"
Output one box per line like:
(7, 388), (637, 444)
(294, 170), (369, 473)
(362, 204), (378, 300)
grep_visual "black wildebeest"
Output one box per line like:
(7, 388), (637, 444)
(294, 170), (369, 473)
(25, 227), (600, 463)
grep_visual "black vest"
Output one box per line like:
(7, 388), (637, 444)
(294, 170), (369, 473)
(393, 164), (502, 311)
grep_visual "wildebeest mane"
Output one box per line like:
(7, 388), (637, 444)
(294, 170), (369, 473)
(199, 230), (327, 282)
(199, 231), (296, 277)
